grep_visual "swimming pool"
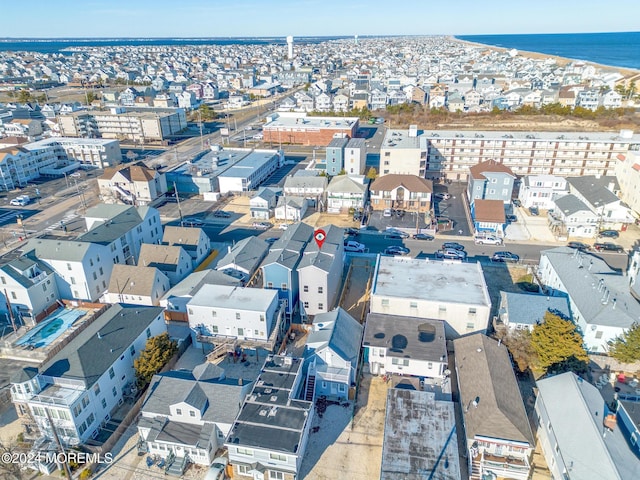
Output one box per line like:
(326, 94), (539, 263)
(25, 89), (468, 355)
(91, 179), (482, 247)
(15, 309), (85, 349)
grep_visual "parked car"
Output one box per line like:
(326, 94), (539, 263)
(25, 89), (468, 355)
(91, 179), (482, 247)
(412, 233), (435, 241)
(384, 246), (410, 256)
(213, 210), (231, 218)
(474, 235), (503, 245)
(436, 249), (467, 260)
(252, 221), (273, 230)
(512, 199), (522, 207)
(567, 241), (590, 251)
(344, 240), (366, 253)
(597, 230), (620, 239)
(434, 193), (451, 200)
(383, 209), (393, 217)
(528, 206), (539, 216)
(491, 251), (520, 263)
(442, 242), (465, 251)
(386, 229), (409, 239)
(593, 242), (624, 253)
(264, 237), (279, 245)
(345, 228), (359, 236)
(204, 456), (228, 480)
(396, 209), (405, 218)
(506, 214), (518, 223)
(10, 195), (30, 206)
(279, 223), (289, 230)
(182, 217), (204, 227)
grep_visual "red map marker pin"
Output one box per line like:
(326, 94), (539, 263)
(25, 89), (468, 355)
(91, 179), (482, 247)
(314, 229), (326, 249)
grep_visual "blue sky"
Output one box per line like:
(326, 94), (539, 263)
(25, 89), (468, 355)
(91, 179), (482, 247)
(2, 0), (639, 38)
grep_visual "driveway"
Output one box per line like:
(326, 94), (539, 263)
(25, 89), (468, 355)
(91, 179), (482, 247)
(433, 182), (472, 237)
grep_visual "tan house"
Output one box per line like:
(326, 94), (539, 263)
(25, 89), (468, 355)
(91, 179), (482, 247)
(138, 244), (193, 286)
(162, 225), (211, 269)
(4, 119), (43, 138)
(370, 174), (432, 213)
(98, 161), (167, 206)
(103, 264), (170, 306)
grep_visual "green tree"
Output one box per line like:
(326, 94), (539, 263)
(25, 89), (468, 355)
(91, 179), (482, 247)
(85, 91), (97, 105)
(198, 103), (216, 121)
(17, 90), (33, 103)
(134, 333), (178, 388)
(366, 167), (378, 180)
(609, 323), (640, 363)
(531, 312), (588, 374)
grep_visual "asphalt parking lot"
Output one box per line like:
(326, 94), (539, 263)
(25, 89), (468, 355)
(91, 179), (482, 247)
(432, 182), (472, 237)
(366, 209), (428, 233)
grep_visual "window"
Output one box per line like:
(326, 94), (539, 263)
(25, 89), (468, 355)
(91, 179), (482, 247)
(108, 367), (115, 379)
(176, 408), (182, 415)
(338, 384), (346, 392)
(70, 277), (76, 285)
(146, 328), (151, 339)
(318, 303), (324, 310)
(303, 301), (309, 308)
(270, 453), (287, 461)
(99, 267), (103, 275)
(129, 345), (135, 356)
(381, 299), (390, 307)
(409, 302), (418, 309)
(281, 283), (288, 291)
(11, 291), (16, 300)
(238, 328), (244, 336)
(0, 277), (5, 284)
(212, 325), (218, 333)
(267, 282), (273, 288)
(260, 314), (265, 322)
(439, 305), (447, 313)
(67, 263), (72, 271)
(238, 465), (250, 474)
(101, 398), (107, 409)
(236, 312), (241, 320)
(303, 285), (308, 292)
(93, 384), (101, 396)
(392, 358), (409, 366)
(318, 286), (323, 294)
(427, 362), (433, 369)
(466, 322), (475, 329)
(112, 386), (117, 397)
(595, 331), (603, 339)
(468, 307), (477, 315)
(236, 447), (253, 456)
(189, 411), (196, 417)
(504, 178), (510, 185)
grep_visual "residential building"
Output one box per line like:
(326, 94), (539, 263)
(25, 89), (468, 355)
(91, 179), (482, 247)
(369, 174), (432, 213)
(614, 150), (640, 215)
(304, 308), (362, 401)
(566, 175), (633, 230)
(518, 175), (569, 209)
(467, 159), (516, 206)
(471, 199), (506, 237)
(369, 256), (491, 338)
(261, 222), (314, 315)
(98, 162), (168, 205)
(283, 173), (327, 207)
(9, 304), (165, 446)
(550, 194), (598, 238)
(263, 112), (359, 146)
(274, 196), (308, 221)
(325, 136), (349, 176)
(160, 270), (242, 323)
(138, 363), (253, 471)
(617, 401), (640, 458)
(325, 175), (367, 213)
(188, 284), (281, 346)
(23, 137), (122, 169)
(538, 247), (640, 353)
(497, 291), (572, 332)
(249, 186), (281, 219)
(103, 264), (170, 306)
(58, 107), (187, 143)
(24, 239), (113, 302)
(162, 226), (211, 269)
(298, 225), (345, 316)
(379, 127), (423, 177)
(217, 149), (283, 194)
(424, 130), (640, 181)
(138, 244), (193, 286)
(225, 355), (313, 480)
(454, 334), (535, 480)
(0, 254), (60, 324)
(344, 137), (367, 175)
(215, 236), (269, 282)
(3, 118), (43, 138)
(80, 204), (162, 265)
(536, 372), (640, 480)
(363, 314), (447, 379)
(381, 389), (461, 480)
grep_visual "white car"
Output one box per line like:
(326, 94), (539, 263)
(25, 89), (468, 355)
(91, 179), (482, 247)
(434, 193), (451, 200)
(204, 456), (228, 480)
(279, 223), (289, 230)
(474, 236), (503, 245)
(383, 209), (392, 217)
(344, 240), (365, 253)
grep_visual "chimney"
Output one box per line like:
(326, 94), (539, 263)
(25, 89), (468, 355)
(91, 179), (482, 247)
(238, 378), (243, 386)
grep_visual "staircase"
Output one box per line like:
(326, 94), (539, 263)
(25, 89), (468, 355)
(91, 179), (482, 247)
(469, 458), (482, 480)
(305, 375), (316, 401)
(166, 456), (188, 477)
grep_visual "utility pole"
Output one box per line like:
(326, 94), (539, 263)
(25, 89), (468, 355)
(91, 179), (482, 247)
(174, 181), (184, 225)
(45, 408), (73, 480)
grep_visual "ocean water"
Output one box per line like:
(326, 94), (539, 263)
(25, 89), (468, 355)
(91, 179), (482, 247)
(0, 36), (348, 54)
(457, 32), (640, 70)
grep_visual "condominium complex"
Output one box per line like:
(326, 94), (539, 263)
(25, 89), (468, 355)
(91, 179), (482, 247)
(422, 129), (640, 181)
(58, 107), (187, 142)
(24, 137), (122, 169)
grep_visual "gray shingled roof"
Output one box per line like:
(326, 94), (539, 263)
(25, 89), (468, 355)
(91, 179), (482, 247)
(25, 238), (95, 262)
(79, 206), (145, 245)
(567, 175), (620, 207)
(216, 237), (268, 275)
(554, 194), (591, 216)
(108, 264), (166, 297)
(326, 175), (366, 194)
(454, 334), (534, 445)
(499, 291), (571, 326)
(41, 304), (163, 387)
(161, 269), (241, 301)
(307, 308), (363, 364)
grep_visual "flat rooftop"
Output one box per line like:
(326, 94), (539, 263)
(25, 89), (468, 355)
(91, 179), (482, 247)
(168, 147), (249, 177)
(382, 129), (421, 149)
(219, 149), (279, 179)
(23, 137), (119, 150)
(422, 130), (640, 143)
(372, 256), (491, 306)
(188, 284), (277, 312)
(381, 389), (460, 480)
(264, 113), (358, 130)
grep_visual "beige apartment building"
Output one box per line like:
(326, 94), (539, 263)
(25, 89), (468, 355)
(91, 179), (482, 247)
(59, 107), (187, 143)
(614, 149), (640, 215)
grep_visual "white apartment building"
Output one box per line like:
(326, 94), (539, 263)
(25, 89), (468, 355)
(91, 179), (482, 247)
(24, 239), (113, 302)
(24, 137), (122, 169)
(217, 149), (283, 194)
(10, 304), (165, 446)
(369, 256), (491, 338)
(379, 127), (424, 177)
(344, 137), (367, 175)
(188, 284), (281, 346)
(58, 108), (187, 142)
(518, 174), (568, 209)
(423, 129), (640, 181)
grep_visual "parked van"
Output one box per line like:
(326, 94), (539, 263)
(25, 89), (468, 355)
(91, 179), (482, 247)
(10, 195), (30, 206)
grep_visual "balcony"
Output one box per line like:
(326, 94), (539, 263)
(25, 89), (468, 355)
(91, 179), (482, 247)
(476, 451), (531, 480)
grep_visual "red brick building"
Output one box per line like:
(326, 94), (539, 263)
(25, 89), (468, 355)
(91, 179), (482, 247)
(263, 113), (359, 146)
